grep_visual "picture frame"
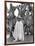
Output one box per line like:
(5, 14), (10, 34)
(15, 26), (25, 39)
(5, 1), (34, 45)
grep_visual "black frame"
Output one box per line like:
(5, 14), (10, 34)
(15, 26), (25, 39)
(5, 1), (34, 45)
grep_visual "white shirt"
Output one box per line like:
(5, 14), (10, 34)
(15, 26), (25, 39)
(13, 21), (24, 41)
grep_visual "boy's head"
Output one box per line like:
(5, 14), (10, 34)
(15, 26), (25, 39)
(17, 15), (22, 21)
(17, 18), (21, 21)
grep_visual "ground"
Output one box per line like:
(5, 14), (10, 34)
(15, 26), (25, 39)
(6, 35), (33, 44)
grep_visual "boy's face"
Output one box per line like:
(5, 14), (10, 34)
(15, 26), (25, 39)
(17, 18), (21, 21)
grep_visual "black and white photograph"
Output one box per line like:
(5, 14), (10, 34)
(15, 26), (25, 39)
(5, 1), (34, 45)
